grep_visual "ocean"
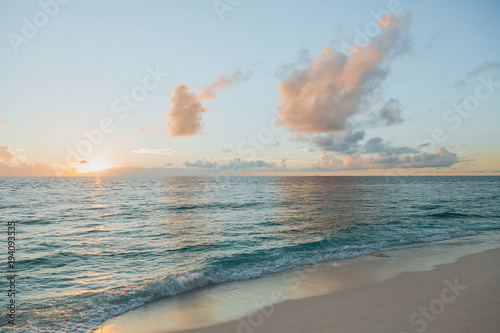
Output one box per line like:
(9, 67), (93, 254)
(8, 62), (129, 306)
(1, 176), (500, 332)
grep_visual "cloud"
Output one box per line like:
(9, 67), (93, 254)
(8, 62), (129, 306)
(184, 160), (218, 168)
(277, 13), (412, 134)
(0, 146), (23, 165)
(371, 98), (404, 126)
(222, 149), (232, 153)
(219, 158), (278, 170)
(295, 130), (366, 152)
(132, 148), (175, 155)
(138, 125), (161, 135)
(423, 32), (442, 50)
(0, 120), (6, 125)
(197, 70), (251, 102)
(166, 84), (207, 137)
(311, 147), (459, 170)
(275, 49), (311, 79)
(281, 158), (287, 167)
(452, 80), (467, 88)
(453, 61), (500, 87)
(362, 137), (417, 156)
(183, 158), (281, 172)
(166, 70), (251, 137)
(466, 61), (500, 77)
(298, 132), (417, 159)
(0, 162), (76, 177)
(0, 146), (77, 177)
(41, 112), (56, 119)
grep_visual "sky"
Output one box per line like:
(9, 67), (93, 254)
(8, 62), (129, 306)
(0, 0), (499, 176)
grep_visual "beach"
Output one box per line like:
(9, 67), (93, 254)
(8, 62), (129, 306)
(4, 176), (500, 332)
(175, 247), (500, 333)
(94, 242), (500, 333)
(2, 0), (500, 331)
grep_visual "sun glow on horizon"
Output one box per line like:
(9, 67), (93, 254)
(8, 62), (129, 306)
(76, 160), (113, 174)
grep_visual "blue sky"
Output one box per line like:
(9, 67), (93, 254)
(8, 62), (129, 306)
(0, 0), (499, 176)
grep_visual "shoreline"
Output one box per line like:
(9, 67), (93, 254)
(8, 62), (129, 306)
(94, 239), (500, 333)
(174, 247), (500, 333)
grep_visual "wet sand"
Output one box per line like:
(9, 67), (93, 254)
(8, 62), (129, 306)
(95, 243), (500, 333)
(174, 247), (500, 333)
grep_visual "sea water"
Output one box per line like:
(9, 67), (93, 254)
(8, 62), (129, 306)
(1, 176), (499, 332)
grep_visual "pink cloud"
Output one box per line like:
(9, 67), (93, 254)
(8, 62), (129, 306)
(166, 70), (250, 137)
(277, 14), (411, 134)
(167, 83), (208, 137)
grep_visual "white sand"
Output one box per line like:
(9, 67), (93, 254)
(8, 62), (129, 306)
(174, 247), (500, 333)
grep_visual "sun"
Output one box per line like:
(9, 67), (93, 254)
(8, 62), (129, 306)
(76, 159), (113, 173)
(87, 161), (112, 172)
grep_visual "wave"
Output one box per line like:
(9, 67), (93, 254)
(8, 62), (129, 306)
(430, 212), (472, 218)
(18, 218), (55, 225)
(169, 201), (265, 211)
(412, 204), (443, 210)
(414, 230), (478, 243)
(10, 228), (485, 333)
(0, 203), (24, 209)
(116, 229), (482, 299)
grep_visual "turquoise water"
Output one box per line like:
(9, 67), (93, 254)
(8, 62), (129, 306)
(1, 176), (500, 332)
